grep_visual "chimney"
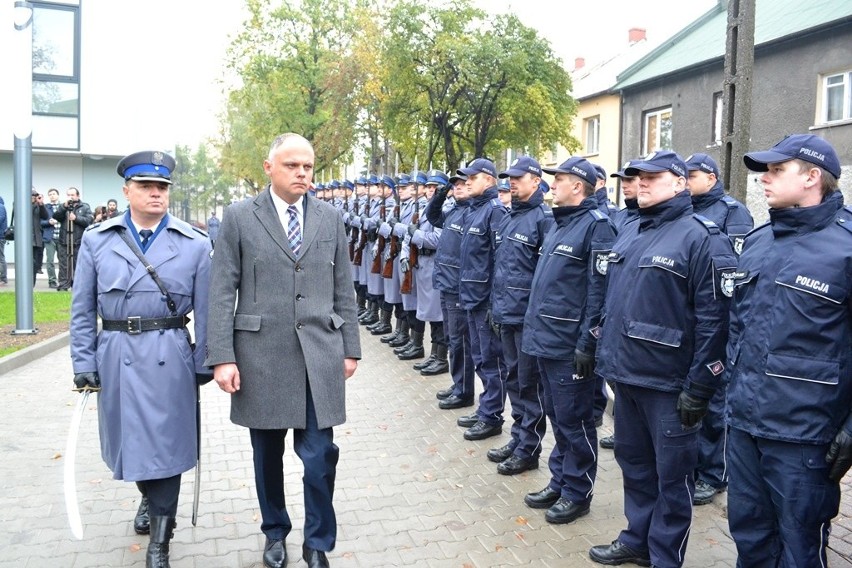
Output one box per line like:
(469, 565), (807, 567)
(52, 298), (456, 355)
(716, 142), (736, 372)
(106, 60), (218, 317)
(628, 27), (646, 44)
(574, 57), (585, 70)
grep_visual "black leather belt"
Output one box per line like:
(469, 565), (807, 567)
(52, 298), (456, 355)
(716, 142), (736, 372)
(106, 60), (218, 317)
(101, 315), (189, 335)
(418, 248), (436, 256)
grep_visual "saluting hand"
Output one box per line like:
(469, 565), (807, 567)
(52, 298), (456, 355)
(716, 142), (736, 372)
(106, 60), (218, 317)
(214, 362), (241, 393)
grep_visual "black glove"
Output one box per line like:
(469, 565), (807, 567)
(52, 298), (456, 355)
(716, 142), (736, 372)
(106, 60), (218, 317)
(196, 373), (214, 386)
(574, 350), (596, 380)
(676, 390), (709, 428)
(486, 308), (501, 337)
(827, 415), (852, 482)
(407, 224), (417, 237)
(436, 182), (452, 198)
(73, 372), (101, 392)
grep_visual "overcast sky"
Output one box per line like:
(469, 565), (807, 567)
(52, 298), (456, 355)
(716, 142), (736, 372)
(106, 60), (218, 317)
(162, 0), (719, 146)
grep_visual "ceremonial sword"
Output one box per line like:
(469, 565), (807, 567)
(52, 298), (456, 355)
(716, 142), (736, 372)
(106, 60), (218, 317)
(64, 386), (98, 539)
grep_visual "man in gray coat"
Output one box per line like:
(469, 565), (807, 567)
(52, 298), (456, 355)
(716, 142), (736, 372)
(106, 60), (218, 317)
(205, 133), (361, 568)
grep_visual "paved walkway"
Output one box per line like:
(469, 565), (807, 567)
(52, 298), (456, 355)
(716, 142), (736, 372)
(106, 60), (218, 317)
(1, 324), (851, 567)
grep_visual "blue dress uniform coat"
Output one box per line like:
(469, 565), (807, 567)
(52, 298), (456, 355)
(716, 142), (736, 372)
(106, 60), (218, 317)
(70, 214), (212, 481)
(691, 182), (753, 254)
(411, 198), (442, 322)
(363, 197), (384, 296)
(379, 195), (402, 305)
(595, 190), (736, 568)
(204, 189), (361, 431)
(395, 196), (423, 312)
(522, 197), (616, 505)
(458, 187), (507, 311)
(726, 191), (852, 565)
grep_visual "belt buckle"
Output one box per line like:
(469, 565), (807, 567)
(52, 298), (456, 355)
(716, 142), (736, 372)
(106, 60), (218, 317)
(126, 316), (142, 335)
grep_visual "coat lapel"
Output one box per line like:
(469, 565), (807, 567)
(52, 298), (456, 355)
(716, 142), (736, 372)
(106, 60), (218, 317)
(252, 188), (295, 260)
(300, 194), (323, 255)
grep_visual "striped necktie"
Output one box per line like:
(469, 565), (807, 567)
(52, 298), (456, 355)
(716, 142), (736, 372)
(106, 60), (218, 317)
(287, 205), (302, 255)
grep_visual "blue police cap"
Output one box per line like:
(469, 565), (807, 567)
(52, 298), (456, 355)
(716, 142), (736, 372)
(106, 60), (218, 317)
(355, 175), (368, 185)
(396, 174), (412, 187)
(410, 171), (428, 185)
(499, 155), (542, 178)
(538, 179), (550, 193)
(497, 178), (510, 192)
(367, 174), (380, 185)
(328, 180), (341, 189)
(685, 153), (720, 177)
(448, 173), (467, 184)
(426, 170), (450, 186)
(543, 157), (598, 186)
(315, 183), (325, 191)
(624, 150), (688, 178)
(744, 134), (841, 179)
(117, 151), (176, 184)
(343, 180), (354, 191)
(380, 175), (396, 190)
(458, 158), (497, 178)
(592, 164), (607, 180)
(611, 160), (642, 178)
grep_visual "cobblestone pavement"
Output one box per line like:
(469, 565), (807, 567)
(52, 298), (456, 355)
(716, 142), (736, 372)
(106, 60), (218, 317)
(1, 323), (851, 567)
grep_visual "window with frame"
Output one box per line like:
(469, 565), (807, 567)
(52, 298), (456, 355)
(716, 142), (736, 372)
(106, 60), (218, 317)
(642, 106), (672, 155)
(823, 70), (852, 123)
(32, 2), (80, 150)
(712, 92), (723, 146)
(584, 115), (600, 155)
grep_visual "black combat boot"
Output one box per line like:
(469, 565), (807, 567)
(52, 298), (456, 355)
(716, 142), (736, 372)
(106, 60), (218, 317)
(420, 344), (449, 375)
(413, 342), (438, 370)
(369, 309), (393, 335)
(359, 301), (379, 325)
(134, 496), (150, 535)
(146, 516), (175, 568)
(382, 317), (408, 344)
(397, 330), (425, 360)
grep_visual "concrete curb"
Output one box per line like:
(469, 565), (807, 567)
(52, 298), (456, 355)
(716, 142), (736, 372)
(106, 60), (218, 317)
(0, 330), (69, 376)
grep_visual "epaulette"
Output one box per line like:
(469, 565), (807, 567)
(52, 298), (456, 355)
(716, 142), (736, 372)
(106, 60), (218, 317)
(85, 222), (101, 231)
(192, 226), (209, 238)
(491, 198), (503, 209)
(836, 206), (852, 234)
(692, 214), (721, 234)
(720, 195), (741, 209)
(589, 209), (606, 221)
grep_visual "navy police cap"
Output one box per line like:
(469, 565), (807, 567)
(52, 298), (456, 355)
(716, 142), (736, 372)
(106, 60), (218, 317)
(117, 150), (176, 184)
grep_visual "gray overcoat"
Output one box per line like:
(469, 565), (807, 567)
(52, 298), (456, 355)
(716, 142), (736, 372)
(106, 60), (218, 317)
(204, 189), (361, 430)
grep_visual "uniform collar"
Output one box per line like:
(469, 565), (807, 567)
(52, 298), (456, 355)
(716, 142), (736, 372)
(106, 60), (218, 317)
(553, 196), (596, 226)
(510, 188), (544, 213)
(690, 182), (725, 210)
(769, 190), (843, 237)
(624, 197), (639, 210)
(470, 187), (499, 206)
(638, 190), (693, 231)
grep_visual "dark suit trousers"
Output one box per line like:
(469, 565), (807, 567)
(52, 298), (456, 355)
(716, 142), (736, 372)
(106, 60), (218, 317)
(249, 383), (339, 551)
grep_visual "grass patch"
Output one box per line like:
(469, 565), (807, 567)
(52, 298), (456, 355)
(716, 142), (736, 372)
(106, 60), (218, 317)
(0, 290), (72, 326)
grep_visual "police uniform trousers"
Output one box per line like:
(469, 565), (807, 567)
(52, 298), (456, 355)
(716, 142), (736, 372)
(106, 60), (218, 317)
(249, 382), (339, 551)
(441, 292), (474, 398)
(538, 357), (597, 504)
(696, 382), (728, 490)
(136, 475), (182, 517)
(613, 382), (698, 568)
(467, 307), (507, 426)
(500, 324), (546, 461)
(727, 427), (838, 568)
(594, 375), (608, 423)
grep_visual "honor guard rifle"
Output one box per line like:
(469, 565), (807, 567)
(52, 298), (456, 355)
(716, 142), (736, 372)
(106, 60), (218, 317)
(371, 181), (388, 275)
(353, 187), (370, 266)
(399, 183), (419, 295)
(348, 189), (359, 262)
(382, 182), (401, 278)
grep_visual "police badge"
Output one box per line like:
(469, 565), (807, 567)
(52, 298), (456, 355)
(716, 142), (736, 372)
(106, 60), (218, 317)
(594, 251), (611, 276)
(720, 272), (736, 297)
(733, 236), (745, 255)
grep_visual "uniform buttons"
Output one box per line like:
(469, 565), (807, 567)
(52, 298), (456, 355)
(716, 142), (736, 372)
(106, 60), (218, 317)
(296, 323), (304, 329)
(124, 359), (130, 365)
(158, 361), (165, 366)
(126, 294), (132, 300)
(296, 294), (303, 301)
(295, 265), (302, 272)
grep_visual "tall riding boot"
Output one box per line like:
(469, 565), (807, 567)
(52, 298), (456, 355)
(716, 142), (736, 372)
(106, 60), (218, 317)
(146, 516), (175, 568)
(360, 301), (379, 325)
(420, 344), (449, 375)
(382, 318), (408, 347)
(369, 308), (393, 335)
(356, 291), (367, 317)
(134, 496), (150, 535)
(398, 330), (425, 360)
(413, 341), (439, 370)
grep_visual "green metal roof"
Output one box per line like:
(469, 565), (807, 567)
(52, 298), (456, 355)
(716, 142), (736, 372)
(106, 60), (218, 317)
(614, 0), (852, 90)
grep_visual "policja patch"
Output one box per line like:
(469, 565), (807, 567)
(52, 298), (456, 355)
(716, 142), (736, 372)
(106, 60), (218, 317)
(594, 250), (611, 275)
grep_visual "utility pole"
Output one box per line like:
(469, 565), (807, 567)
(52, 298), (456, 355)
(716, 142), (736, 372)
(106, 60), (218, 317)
(720, 0), (756, 204)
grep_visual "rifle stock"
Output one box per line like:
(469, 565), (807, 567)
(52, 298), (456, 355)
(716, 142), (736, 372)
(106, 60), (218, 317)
(399, 211), (418, 295)
(381, 203), (400, 278)
(370, 199), (386, 274)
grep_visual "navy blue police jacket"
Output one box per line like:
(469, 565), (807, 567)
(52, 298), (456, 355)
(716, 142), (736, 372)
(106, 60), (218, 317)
(595, 190), (737, 398)
(522, 197), (616, 360)
(491, 190), (553, 324)
(458, 187), (508, 310)
(426, 196), (470, 295)
(691, 182), (753, 254)
(727, 191), (852, 444)
(595, 188), (618, 216)
(613, 198), (639, 233)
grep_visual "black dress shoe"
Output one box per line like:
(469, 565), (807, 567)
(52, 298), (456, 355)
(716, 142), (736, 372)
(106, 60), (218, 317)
(263, 538), (287, 568)
(435, 386), (454, 400)
(589, 540), (651, 566)
(497, 454), (538, 475)
(599, 434), (615, 449)
(133, 496), (150, 535)
(524, 486), (560, 509)
(420, 358), (449, 375)
(487, 442), (516, 463)
(463, 421), (502, 441)
(438, 394), (474, 410)
(545, 497), (590, 524)
(414, 356), (436, 371)
(302, 545), (329, 568)
(457, 413), (479, 428)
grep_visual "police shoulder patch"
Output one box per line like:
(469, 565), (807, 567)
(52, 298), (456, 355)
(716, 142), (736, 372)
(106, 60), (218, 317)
(593, 249), (612, 275)
(721, 195), (739, 209)
(589, 209), (605, 221)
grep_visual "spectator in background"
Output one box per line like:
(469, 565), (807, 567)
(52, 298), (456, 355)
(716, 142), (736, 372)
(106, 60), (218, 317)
(106, 198), (121, 219)
(44, 188), (61, 288)
(207, 211), (220, 246)
(30, 189), (50, 287)
(94, 205), (109, 223)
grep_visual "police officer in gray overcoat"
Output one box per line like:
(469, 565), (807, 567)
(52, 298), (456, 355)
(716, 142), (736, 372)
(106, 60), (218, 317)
(70, 151), (212, 568)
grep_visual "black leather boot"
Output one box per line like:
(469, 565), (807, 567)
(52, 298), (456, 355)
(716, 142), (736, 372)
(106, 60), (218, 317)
(369, 309), (393, 335)
(356, 292), (367, 317)
(398, 331), (425, 360)
(413, 342), (438, 370)
(359, 301), (379, 325)
(146, 516), (175, 568)
(383, 318), (408, 344)
(420, 344), (449, 375)
(134, 496), (150, 535)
